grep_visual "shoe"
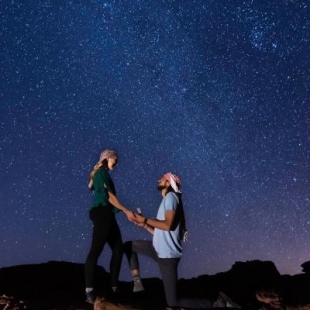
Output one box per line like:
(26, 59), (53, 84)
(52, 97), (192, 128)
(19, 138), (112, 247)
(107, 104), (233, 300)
(85, 290), (97, 304)
(108, 287), (128, 305)
(110, 286), (120, 299)
(133, 279), (145, 293)
(212, 291), (241, 308)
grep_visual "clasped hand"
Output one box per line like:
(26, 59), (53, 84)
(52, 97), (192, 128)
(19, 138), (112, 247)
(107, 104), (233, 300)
(124, 209), (147, 226)
(127, 212), (145, 226)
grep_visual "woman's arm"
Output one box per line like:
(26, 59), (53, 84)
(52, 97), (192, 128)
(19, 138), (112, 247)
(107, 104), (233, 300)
(108, 191), (135, 221)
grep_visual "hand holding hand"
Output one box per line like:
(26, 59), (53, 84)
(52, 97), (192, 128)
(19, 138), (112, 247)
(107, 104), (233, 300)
(132, 213), (145, 225)
(124, 209), (136, 222)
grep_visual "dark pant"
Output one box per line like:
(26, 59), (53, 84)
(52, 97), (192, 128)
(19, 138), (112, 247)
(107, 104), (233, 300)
(85, 206), (123, 289)
(124, 240), (212, 308)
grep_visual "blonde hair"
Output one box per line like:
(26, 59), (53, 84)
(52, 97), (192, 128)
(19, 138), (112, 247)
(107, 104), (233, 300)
(88, 160), (108, 190)
(88, 149), (118, 190)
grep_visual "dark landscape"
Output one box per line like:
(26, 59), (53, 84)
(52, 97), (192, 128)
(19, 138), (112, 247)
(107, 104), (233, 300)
(0, 260), (310, 310)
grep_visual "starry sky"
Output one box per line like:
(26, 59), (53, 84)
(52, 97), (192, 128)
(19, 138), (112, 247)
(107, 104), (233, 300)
(1, 0), (309, 281)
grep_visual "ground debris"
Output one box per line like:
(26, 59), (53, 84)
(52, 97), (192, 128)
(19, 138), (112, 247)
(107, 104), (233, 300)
(0, 295), (28, 310)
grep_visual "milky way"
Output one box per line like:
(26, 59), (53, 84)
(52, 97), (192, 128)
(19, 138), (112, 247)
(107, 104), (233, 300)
(0, 0), (309, 280)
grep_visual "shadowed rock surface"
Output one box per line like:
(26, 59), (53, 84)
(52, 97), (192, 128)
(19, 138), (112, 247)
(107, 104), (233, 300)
(0, 260), (309, 310)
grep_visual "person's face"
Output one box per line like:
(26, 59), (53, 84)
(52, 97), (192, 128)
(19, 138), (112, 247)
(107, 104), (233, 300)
(157, 175), (170, 190)
(107, 156), (118, 170)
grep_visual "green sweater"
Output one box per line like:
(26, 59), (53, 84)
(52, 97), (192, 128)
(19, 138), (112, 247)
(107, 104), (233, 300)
(90, 168), (119, 213)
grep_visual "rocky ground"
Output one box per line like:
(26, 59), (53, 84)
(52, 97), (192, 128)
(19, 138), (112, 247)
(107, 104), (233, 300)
(0, 260), (309, 310)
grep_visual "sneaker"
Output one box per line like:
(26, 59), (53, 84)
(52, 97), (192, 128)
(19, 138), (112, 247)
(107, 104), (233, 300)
(212, 291), (241, 308)
(133, 279), (145, 293)
(85, 290), (97, 304)
(108, 287), (128, 305)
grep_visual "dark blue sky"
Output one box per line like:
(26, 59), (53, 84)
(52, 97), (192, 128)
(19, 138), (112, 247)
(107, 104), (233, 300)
(0, 0), (309, 280)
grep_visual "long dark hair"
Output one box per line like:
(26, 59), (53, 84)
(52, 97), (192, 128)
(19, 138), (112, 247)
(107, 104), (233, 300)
(167, 187), (186, 234)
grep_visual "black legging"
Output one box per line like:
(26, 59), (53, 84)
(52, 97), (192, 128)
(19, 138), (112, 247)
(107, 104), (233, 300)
(124, 240), (212, 308)
(85, 206), (123, 289)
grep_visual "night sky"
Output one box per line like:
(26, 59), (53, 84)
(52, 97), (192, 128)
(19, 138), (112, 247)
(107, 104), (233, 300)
(1, 0), (309, 281)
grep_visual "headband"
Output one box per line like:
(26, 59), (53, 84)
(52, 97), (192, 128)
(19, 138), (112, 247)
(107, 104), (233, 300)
(99, 149), (118, 163)
(164, 172), (181, 193)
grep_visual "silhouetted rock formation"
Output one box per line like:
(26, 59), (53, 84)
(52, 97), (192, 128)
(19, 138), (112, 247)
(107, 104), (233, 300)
(0, 260), (309, 310)
(0, 261), (87, 309)
(301, 261), (310, 274)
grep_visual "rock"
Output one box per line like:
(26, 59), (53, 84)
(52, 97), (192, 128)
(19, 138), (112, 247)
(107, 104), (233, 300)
(0, 260), (310, 310)
(301, 261), (310, 274)
(0, 295), (27, 310)
(94, 297), (140, 310)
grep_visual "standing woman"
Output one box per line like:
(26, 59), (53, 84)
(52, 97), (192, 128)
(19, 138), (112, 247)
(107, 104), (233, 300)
(85, 149), (134, 304)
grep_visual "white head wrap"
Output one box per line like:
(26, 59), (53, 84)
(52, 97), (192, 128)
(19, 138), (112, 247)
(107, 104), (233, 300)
(163, 172), (181, 193)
